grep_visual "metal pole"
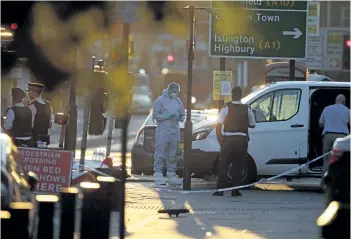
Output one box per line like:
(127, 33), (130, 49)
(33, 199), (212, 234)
(64, 51), (78, 155)
(106, 104), (115, 157)
(218, 58), (226, 109)
(183, 5), (195, 190)
(106, 33), (114, 157)
(119, 22), (130, 239)
(243, 60), (248, 88)
(80, 56), (96, 172)
(289, 59), (296, 81)
(59, 125), (66, 149)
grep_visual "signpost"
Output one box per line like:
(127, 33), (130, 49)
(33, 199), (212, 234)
(307, 1), (320, 36)
(297, 36), (323, 70)
(209, 1), (308, 59)
(213, 71), (232, 102)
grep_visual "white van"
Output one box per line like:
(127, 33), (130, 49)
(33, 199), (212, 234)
(191, 81), (350, 182)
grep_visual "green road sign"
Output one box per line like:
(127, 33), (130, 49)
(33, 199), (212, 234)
(209, 1), (308, 59)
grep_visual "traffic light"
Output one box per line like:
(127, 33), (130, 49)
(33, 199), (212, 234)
(89, 61), (109, 135)
(10, 23), (18, 30)
(89, 88), (108, 135)
(1, 26), (17, 76)
(167, 54), (175, 65)
(342, 35), (350, 70)
(114, 73), (134, 129)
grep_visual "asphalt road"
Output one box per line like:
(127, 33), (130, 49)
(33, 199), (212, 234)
(47, 182), (324, 239)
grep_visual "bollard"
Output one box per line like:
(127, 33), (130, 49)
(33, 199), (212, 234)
(36, 195), (59, 239)
(1, 210), (11, 239)
(80, 182), (101, 239)
(59, 187), (79, 239)
(96, 176), (116, 239)
(9, 202), (33, 239)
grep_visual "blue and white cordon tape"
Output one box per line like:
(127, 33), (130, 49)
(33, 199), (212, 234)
(78, 151), (330, 194)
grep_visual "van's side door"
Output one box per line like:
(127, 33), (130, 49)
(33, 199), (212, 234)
(248, 86), (309, 176)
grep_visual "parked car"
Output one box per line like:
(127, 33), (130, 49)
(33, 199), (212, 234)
(1, 133), (37, 209)
(191, 81), (350, 184)
(129, 86), (153, 114)
(318, 135), (350, 239)
(130, 109), (218, 176)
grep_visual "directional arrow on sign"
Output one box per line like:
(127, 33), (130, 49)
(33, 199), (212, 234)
(282, 28), (303, 39)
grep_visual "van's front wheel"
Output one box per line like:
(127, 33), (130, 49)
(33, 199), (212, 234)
(242, 154), (258, 184)
(227, 154), (258, 185)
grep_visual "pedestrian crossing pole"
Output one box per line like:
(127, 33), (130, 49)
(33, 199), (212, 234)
(64, 49), (78, 154)
(79, 56), (96, 172)
(106, 35), (114, 157)
(119, 22), (130, 239)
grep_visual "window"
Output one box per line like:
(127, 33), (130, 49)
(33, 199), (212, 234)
(251, 92), (274, 123)
(251, 89), (301, 122)
(271, 89), (301, 121)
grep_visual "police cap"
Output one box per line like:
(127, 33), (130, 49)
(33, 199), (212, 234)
(27, 82), (45, 92)
(11, 87), (27, 99)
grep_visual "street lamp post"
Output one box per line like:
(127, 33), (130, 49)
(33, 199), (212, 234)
(182, 5), (217, 190)
(183, 5), (195, 190)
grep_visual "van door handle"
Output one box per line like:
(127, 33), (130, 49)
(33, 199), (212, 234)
(291, 124), (304, 128)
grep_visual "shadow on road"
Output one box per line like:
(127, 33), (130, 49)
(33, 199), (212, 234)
(152, 185), (324, 239)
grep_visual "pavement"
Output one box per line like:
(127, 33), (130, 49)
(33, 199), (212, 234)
(50, 180), (324, 239)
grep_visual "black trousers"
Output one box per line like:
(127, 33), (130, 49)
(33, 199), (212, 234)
(217, 135), (248, 190)
(13, 138), (34, 147)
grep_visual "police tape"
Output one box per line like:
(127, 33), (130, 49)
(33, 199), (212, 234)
(155, 151), (331, 194)
(77, 151), (330, 194)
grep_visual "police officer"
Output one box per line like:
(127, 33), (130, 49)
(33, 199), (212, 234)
(213, 87), (256, 197)
(2, 87), (33, 146)
(27, 82), (54, 146)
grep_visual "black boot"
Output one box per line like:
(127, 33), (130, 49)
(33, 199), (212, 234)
(213, 191), (224, 196)
(231, 190), (242, 197)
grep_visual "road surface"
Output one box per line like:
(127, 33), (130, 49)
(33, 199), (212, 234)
(49, 182), (324, 239)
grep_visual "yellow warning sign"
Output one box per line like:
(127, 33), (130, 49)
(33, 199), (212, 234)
(213, 71), (232, 101)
